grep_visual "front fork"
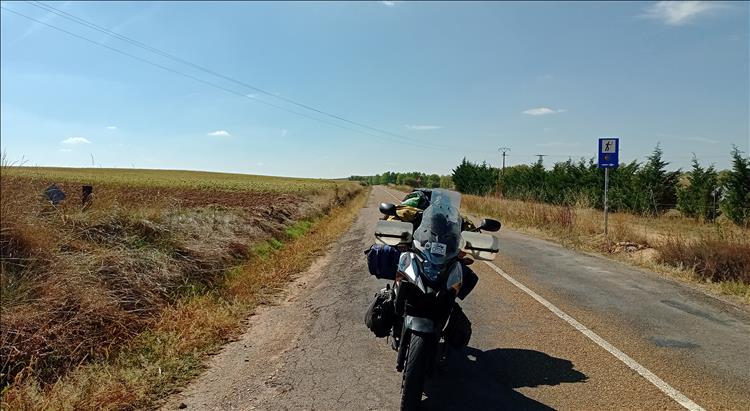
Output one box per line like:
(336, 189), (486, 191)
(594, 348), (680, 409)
(393, 279), (454, 374)
(398, 326), (455, 374)
(396, 325), (410, 372)
(396, 327), (442, 376)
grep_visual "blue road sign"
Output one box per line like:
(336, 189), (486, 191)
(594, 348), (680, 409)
(598, 138), (619, 168)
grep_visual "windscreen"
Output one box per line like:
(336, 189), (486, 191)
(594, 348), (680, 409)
(412, 189), (462, 268)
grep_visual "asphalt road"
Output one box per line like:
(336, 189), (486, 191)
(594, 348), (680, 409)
(165, 186), (750, 410)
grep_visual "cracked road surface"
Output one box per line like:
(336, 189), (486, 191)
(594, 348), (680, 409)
(164, 186), (750, 410)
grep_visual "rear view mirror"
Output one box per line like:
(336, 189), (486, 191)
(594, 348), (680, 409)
(379, 202), (397, 216)
(479, 218), (501, 232)
(461, 231), (499, 261)
(375, 220), (413, 246)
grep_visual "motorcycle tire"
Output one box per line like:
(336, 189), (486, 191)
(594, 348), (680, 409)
(400, 332), (433, 411)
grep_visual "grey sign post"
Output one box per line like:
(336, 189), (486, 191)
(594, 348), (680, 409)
(598, 138), (619, 235)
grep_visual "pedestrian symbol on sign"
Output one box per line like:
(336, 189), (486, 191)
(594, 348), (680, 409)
(601, 139), (617, 154)
(598, 138), (619, 168)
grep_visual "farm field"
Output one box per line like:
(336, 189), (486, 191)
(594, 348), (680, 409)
(4, 167), (343, 193)
(0, 166), (364, 409)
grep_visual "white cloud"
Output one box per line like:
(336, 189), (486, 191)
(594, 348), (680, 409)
(207, 130), (231, 137)
(61, 137), (91, 145)
(280, 129), (288, 137)
(406, 125), (443, 130)
(245, 93), (257, 98)
(382, 1), (397, 6)
(59, 148), (73, 152)
(641, 1), (725, 26)
(523, 107), (566, 116)
(106, 125), (118, 130)
(686, 136), (719, 144)
(539, 74), (554, 80)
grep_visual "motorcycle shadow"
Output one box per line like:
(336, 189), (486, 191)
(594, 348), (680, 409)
(421, 346), (588, 410)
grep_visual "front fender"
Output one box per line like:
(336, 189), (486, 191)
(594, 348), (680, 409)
(404, 315), (438, 334)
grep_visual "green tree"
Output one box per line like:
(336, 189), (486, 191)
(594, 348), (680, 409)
(609, 160), (642, 212)
(636, 144), (680, 215)
(426, 174), (441, 188)
(721, 146), (750, 226)
(677, 156), (720, 221)
(439, 175), (453, 189)
(381, 172), (396, 185)
(498, 164), (530, 200)
(452, 158), (498, 195)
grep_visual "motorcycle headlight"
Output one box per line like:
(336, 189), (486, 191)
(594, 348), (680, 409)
(422, 260), (444, 283)
(445, 263), (463, 294)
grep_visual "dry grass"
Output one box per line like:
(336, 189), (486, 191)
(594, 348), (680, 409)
(2, 166), (343, 194)
(1, 165), (364, 409)
(462, 194), (750, 302)
(657, 237), (750, 283)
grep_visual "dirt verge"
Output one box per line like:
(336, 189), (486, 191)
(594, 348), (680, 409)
(0, 172), (363, 409)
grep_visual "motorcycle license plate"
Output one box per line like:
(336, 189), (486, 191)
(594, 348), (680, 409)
(430, 242), (447, 256)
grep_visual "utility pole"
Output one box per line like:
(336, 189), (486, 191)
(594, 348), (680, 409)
(535, 154), (547, 164)
(498, 147), (511, 174)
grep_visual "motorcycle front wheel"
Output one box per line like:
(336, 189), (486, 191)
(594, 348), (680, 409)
(400, 332), (434, 410)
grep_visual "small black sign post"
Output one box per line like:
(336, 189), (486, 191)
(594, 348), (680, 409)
(598, 138), (619, 236)
(82, 185), (93, 209)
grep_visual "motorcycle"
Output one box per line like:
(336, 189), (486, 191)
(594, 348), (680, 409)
(372, 189), (500, 410)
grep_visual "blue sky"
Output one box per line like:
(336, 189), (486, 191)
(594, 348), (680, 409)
(1, 1), (748, 178)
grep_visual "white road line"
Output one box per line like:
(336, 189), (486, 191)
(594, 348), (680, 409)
(377, 185), (702, 409)
(484, 261), (705, 411)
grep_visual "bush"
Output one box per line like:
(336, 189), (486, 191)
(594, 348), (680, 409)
(657, 237), (750, 283)
(721, 146), (750, 227)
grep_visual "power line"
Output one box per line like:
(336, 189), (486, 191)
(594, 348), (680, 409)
(5, 3), (742, 163)
(4, 6), (404, 143)
(1, 5), (447, 150)
(23, 1), (448, 149)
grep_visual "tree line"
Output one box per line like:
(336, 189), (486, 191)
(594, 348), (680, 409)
(350, 145), (750, 226)
(349, 171), (453, 189)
